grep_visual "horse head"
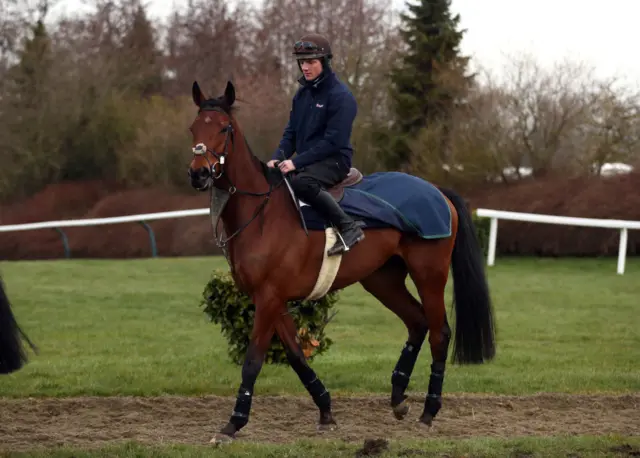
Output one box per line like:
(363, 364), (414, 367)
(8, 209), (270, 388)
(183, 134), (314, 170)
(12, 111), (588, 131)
(188, 80), (236, 192)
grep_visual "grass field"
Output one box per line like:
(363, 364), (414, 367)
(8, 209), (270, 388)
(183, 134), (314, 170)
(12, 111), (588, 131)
(6, 436), (640, 458)
(1, 256), (639, 457)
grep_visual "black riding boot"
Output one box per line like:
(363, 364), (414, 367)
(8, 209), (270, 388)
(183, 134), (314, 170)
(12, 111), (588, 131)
(309, 190), (365, 256)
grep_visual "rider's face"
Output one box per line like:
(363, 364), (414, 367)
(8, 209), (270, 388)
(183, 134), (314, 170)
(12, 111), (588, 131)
(300, 59), (323, 80)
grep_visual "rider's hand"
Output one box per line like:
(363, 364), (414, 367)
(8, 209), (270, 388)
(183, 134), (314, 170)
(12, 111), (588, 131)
(267, 160), (278, 168)
(278, 160), (296, 174)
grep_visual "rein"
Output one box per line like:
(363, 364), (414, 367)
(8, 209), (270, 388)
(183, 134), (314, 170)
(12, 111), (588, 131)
(191, 107), (285, 258)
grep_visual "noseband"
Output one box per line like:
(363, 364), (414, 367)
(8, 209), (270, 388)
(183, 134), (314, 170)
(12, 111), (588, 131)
(191, 119), (233, 184)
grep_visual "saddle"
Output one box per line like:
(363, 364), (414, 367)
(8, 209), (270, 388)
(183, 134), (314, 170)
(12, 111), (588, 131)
(327, 168), (363, 201)
(282, 166), (364, 235)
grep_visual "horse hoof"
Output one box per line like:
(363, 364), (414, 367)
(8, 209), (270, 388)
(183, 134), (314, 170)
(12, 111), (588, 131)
(317, 421), (338, 432)
(392, 400), (410, 420)
(209, 432), (234, 446)
(419, 413), (433, 427)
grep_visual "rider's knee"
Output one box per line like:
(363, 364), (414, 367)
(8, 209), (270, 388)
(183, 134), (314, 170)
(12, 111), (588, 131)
(290, 177), (319, 200)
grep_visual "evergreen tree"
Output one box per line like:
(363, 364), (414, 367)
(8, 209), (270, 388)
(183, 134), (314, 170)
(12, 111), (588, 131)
(379, 0), (472, 170)
(11, 18), (52, 109)
(120, 3), (163, 97)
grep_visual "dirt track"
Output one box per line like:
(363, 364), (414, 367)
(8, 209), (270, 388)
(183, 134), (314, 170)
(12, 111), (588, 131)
(1, 393), (639, 451)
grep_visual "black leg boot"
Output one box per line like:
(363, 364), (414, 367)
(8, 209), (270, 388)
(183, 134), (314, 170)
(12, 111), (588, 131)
(308, 190), (365, 256)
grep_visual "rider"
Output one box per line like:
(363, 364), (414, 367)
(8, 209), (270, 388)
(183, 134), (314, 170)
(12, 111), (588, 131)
(267, 33), (365, 256)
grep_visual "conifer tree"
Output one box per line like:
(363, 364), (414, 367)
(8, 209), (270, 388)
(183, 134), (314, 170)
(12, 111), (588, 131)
(378, 0), (472, 170)
(11, 18), (52, 109)
(120, 4), (163, 97)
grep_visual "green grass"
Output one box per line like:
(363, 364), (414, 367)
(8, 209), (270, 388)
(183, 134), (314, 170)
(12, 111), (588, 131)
(0, 256), (639, 398)
(5, 436), (640, 457)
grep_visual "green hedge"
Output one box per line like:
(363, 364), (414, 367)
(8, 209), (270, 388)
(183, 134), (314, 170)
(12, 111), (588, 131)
(200, 270), (338, 366)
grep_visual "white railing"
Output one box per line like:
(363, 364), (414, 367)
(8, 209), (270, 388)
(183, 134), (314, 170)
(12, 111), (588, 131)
(0, 209), (210, 258)
(475, 208), (640, 275)
(1, 207), (637, 273)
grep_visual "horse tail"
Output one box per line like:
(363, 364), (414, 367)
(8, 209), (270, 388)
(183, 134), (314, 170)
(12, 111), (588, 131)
(0, 275), (37, 375)
(438, 186), (496, 364)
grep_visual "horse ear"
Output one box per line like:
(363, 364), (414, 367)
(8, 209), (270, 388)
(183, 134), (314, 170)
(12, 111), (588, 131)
(224, 80), (235, 106)
(192, 81), (205, 107)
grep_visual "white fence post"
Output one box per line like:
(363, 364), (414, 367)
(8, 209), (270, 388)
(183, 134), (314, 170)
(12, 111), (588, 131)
(487, 217), (498, 266)
(617, 228), (628, 275)
(475, 208), (639, 274)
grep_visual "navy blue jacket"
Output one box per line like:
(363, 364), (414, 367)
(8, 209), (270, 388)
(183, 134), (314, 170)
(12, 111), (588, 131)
(272, 70), (357, 170)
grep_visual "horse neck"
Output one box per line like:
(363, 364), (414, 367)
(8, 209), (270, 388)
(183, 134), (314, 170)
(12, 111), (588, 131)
(219, 125), (296, 238)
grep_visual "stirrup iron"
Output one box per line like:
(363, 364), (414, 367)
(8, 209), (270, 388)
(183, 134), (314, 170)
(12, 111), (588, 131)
(333, 228), (350, 252)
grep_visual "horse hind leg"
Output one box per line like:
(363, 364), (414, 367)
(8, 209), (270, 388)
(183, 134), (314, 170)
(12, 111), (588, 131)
(404, 239), (453, 426)
(360, 256), (428, 420)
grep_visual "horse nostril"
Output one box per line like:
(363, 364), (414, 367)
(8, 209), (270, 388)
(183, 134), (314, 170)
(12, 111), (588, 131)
(197, 167), (210, 178)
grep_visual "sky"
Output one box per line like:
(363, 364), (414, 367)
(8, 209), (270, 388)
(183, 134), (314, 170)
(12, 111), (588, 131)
(49, 0), (640, 87)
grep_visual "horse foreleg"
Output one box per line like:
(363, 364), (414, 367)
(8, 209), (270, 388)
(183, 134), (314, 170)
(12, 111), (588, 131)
(213, 298), (277, 444)
(276, 310), (336, 430)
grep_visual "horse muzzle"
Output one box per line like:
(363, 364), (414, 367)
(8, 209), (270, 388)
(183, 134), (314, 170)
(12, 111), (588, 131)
(188, 166), (212, 191)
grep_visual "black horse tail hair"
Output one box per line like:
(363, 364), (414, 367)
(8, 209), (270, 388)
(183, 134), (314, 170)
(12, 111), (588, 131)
(0, 275), (37, 375)
(438, 186), (496, 364)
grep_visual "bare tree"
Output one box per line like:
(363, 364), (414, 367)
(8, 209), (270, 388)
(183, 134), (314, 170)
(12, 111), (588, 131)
(492, 53), (603, 177)
(573, 83), (640, 175)
(405, 52), (640, 187)
(162, 0), (255, 97)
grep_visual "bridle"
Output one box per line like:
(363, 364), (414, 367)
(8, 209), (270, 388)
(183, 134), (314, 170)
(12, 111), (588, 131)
(189, 107), (283, 254)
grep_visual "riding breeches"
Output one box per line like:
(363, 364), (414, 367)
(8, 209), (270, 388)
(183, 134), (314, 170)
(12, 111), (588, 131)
(288, 156), (349, 202)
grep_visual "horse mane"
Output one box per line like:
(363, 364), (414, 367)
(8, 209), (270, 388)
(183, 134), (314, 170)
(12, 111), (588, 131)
(199, 96), (282, 187)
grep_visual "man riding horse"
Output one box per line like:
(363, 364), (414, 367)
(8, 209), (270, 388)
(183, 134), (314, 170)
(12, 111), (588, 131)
(187, 34), (495, 442)
(267, 34), (365, 256)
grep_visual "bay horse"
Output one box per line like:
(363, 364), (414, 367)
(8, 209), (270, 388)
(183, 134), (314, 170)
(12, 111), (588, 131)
(187, 80), (496, 444)
(0, 274), (37, 375)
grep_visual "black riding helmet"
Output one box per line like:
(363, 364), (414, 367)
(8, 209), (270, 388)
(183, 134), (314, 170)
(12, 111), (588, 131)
(292, 34), (333, 72)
